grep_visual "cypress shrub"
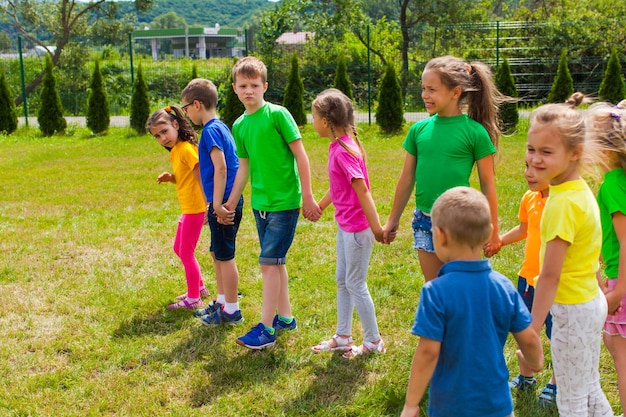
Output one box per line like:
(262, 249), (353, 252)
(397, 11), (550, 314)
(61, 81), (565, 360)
(130, 64), (150, 134)
(283, 52), (307, 126)
(0, 70), (18, 134)
(598, 47), (626, 104)
(38, 54), (67, 136)
(495, 58), (519, 133)
(86, 60), (110, 134)
(376, 62), (404, 134)
(547, 49), (574, 103)
(191, 63), (198, 81)
(333, 55), (353, 101)
(218, 59), (245, 129)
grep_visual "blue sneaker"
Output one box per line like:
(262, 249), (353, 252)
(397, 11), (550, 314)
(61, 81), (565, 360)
(509, 374), (537, 391)
(272, 315), (297, 332)
(194, 300), (222, 317)
(236, 323), (276, 350)
(200, 308), (244, 326)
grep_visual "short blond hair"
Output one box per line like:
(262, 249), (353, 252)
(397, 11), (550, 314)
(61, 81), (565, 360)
(232, 56), (267, 84)
(431, 186), (492, 249)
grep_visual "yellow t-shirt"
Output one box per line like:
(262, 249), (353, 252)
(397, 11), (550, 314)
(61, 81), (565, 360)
(518, 190), (547, 285)
(171, 141), (205, 214)
(540, 179), (601, 304)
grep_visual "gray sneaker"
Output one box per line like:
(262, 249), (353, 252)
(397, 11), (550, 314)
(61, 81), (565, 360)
(194, 300), (222, 317)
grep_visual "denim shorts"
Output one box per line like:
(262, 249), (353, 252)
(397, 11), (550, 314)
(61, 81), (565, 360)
(412, 209), (435, 253)
(207, 196), (244, 261)
(253, 208), (300, 265)
(517, 276), (553, 339)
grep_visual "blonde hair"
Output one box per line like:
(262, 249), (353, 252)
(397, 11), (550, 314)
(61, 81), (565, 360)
(424, 55), (504, 150)
(311, 88), (365, 161)
(585, 99), (626, 172)
(145, 106), (198, 149)
(182, 78), (218, 110)
(232, 56), (267, 84)
(431, 186), (492, 249)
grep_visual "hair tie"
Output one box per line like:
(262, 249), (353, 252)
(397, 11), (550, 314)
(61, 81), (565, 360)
(164, 106), (172, 113)
(464, 63), (472, 75)
(610, 112), (621, 120)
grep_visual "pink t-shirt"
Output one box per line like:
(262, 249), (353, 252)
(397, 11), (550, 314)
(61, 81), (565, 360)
(328, 135), (370, 232)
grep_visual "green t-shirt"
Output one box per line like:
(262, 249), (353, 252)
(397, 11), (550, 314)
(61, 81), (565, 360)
(403, 114), (496, 213)
(232, 102), (302, 211)
(598, 168), (626, 279)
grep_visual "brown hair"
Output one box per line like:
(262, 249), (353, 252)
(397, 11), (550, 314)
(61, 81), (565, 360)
(232, 56), (267, 84)
(145, 106), (198, 150)
(431, 186), (492, 249)
(424, 56), (504, 150)
(181, 78), (218, 110)
(311, 88), (366, 161)
(585, 99), (626, 172)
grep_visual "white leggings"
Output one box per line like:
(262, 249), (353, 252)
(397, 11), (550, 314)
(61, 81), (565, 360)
(551, 292), (614, 416)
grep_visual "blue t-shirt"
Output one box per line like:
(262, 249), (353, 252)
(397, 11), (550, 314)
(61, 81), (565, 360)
(198, 118), (239, 202)
(412, 260), (531, 417)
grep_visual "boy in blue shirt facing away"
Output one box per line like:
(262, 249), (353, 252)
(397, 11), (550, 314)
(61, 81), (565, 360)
(401, 186), (543, 417)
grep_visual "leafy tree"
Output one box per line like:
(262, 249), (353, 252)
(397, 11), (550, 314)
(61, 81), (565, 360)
(598, 47), (626, 104)
(333, 55), (353, 101)
(0, 71), (18, 134)
(218, 59), (245, 129)
(376, 62), (403, 134)
(547, 49), (574, 103)
(130, 65), (150, 134)
(283, 52), (306, 126)
(87, 60), (110, 134)
(38, 55), (67, 136)
(494, 58), (518, 132)
(150, 11), (187, 29)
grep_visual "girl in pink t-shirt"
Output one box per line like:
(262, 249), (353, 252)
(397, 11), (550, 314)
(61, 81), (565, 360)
(310, 89), (385, 358)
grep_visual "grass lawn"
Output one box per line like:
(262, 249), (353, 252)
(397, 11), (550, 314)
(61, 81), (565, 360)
(0, 121), (620, 416)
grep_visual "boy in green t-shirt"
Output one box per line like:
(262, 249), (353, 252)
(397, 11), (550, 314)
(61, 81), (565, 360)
(221, 56), (321, 350)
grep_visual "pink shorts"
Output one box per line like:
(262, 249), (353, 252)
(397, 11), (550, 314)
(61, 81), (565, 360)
(604, 279), (626, 338)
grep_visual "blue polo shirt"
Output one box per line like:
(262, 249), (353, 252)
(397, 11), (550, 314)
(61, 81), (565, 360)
(198, 118), (239, 202)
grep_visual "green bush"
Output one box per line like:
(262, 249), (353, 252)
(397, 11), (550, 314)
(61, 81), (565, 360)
(495, 58), (519, 132)
(130, 64), (150, 134)
(87, 60), (110, 134)
(38, 55), (67, 136)
(547, 49), (574, 103)
(283, 52), (306, 126)
(376, 62), (403, 134)
(217, 58), (245, 129)
(333, 55), (353, 101)
(191, 63), (198, 81)
(598, 47), (626, 104)
(0, 70), (18, 134)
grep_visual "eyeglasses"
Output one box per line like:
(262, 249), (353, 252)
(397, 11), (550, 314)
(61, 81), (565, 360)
(181, 102), (192, 113)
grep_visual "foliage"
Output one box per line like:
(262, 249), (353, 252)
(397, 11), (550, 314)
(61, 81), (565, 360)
(333, 55), (353, 101)
(217, 58), (245, 129)
(598, 47), (626, 104)
(129, 64), (150, 134)
(150, 11), (187, 29)
(283, 52), (306, 126)
(191, 63), (198, 81)
(495, 58), (519, 132)
(547, 49), (573, 103)
(376, 62), (404, 134)
(87, 60), (110, 134)
(0, 71), (18, 134)
(38, 55), (67, 136)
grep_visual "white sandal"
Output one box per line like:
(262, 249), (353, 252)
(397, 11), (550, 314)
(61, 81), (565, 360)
(342, 339), (386, 359)
(311, 334), (353, 353)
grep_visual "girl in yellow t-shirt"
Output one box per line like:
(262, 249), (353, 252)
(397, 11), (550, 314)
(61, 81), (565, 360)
(522, 93), (613, 416)
(146, 106), (209, 310)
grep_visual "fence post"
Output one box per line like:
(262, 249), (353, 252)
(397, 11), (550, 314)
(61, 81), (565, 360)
(496, 21), (500, 68)
(367, 24), (371, 125)
(244, 28), (248, 56)
(128, 32), (134, 85)
(17, 36), (28, 126)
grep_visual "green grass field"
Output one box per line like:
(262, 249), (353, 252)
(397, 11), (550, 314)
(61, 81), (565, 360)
(0, 122), (620, 416)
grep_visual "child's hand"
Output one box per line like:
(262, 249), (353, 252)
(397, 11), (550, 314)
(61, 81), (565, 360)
(483, 235), (502, 257)
(157, 172), (174, 184)
(216, 204), (235, 225)
(605, 290), (624, 315)
(302, 197), (322, 222)
(400, 404), (419, 417)
(516, 348), (543, 374)
(382, 223), (398, 244)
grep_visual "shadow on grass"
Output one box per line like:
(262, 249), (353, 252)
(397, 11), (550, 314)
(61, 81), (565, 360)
(111, 308), (200, 338)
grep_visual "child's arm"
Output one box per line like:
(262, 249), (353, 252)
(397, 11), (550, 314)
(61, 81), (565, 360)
(191, 163), (207, 202)
(513, 326), (544, 373)
(157, 172), (175, 184)
(401, 337), (440, 417)
(221, 158), (249, 224)
(476, 155), (502, 256)
(352, 178), (383, 242)
(288, 139), (322, 222)
(500, 222), (528, 247)
(209, 147), (229, 218)
(383, 153), (417, 244)
(605, 211), (626, 314)
(531, 237), (568, 331)
(317, 190), (332, 212)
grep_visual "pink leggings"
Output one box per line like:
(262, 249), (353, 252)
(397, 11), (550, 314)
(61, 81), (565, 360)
(173, 213), (205, 298)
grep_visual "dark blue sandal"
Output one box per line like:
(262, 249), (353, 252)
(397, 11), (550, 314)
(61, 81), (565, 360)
(538, 383), (557, 406)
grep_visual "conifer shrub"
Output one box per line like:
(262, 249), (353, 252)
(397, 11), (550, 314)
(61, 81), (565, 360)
(598, 47), (626, 104)
(283, 52), (307, 126)
(376, 62), (404, 134)
(0, 70), (18, 134)
(334, 55), (353, 101)
(191, 64), (198, 81)
(38, 54), (67, 136)
(86, 60), (110, 134)
(130, 64), (150, 134)
(495, 58), (519, 132)
(547, 49), (574, 103)
(218, 59), (245, 129)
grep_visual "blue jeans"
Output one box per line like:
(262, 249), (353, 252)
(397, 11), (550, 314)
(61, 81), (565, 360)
(207, 196), (243, 261)
(253, 208), (300, 265)
(412, 209), (434, 253)
(518, 276), (553, 339)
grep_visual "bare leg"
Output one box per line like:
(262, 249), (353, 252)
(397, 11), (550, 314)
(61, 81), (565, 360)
(260, 264), (291, 327)
(417, 250), (443, 282)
